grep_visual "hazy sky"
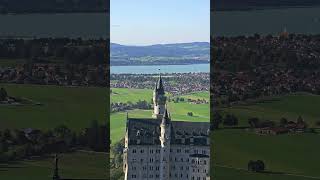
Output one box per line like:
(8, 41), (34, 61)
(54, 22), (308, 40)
(111, 0), (210, 45)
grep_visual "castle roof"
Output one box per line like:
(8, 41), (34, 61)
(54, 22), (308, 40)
(126, 118), (209, 146)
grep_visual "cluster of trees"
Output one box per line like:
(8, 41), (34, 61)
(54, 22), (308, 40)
(110, 139), (125, 180)
(0, 120), (108, 163)
(0, 87), (8, 101)
(0, 0), (108, 14)
(248, 116), (307, 129)
(187, 112), (193, 116)
(0, 38), (107, 65)
(211, 111), (239, 129)
(248, 160), (265, 172)
(111, 100), (152, 113)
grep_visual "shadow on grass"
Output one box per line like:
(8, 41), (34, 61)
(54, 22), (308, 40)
(221, 126), (250, 129)
(259, 170), (285, 175)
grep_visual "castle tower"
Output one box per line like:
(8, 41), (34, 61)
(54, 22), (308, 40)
(153, 74), (167, 119)
(159, 108), (171, 180)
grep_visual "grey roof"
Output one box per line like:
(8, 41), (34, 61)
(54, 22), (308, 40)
(126, 118), (210, 146)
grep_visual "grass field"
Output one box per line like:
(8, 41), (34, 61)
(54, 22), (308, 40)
(0, 151), (107, 180)
(111, 88), (153, 103)
(0, 84), (108, 180)
(214, 166), (318, 180)
(0, 84), (107, 131)
(221, 93), (320, 127)
(214, 93), (320, 179)
(0, 59), (26, 67)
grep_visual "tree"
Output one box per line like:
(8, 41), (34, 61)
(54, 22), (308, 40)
(248, 160), (265, 172)
(248, 117), (260, 128)
(212, 111), (223, 130)
(279, 117), (288, 127)
(0, 87), (8, 101)
(223, 114), (238, 126)
(187, 112), (193, 116)
(297, 116), (304, 124)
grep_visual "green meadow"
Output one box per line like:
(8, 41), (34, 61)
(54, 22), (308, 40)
(0, 151), (107, 180)
(0, 84), (108, 179)
(214, 93), (320, 179)
(0, 84), (107, 131)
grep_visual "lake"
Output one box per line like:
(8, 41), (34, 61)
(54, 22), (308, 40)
(110, 64), (209, 74)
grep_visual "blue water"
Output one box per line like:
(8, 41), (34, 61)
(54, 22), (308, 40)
(110, 64), (209, 74)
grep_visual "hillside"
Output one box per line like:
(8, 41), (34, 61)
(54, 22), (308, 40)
(110, 42), (210, 66)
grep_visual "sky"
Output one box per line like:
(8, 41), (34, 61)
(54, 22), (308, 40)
(111, 0), (210, 46)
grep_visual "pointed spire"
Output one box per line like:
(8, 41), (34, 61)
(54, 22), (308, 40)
(156, 74), (165, 95)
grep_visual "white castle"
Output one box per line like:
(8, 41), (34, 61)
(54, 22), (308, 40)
(123, 75), (210, 180)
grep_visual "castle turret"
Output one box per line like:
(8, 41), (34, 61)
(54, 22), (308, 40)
(159, 107), (171, 180)
(153, 74), (167, 119)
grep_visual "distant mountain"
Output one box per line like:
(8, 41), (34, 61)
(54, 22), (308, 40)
(110, 42), (210, 66)
(214, 0), (320, 11)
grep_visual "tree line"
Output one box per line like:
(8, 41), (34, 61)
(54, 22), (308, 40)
(0, 38), (107, 65)
(0, 120), (109, 163)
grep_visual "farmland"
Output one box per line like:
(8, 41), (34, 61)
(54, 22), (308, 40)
(0, 84), (107, 131)
(0, 83), (108, 180)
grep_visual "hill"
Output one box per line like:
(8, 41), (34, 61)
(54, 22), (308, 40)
(110, 42), (210, 66)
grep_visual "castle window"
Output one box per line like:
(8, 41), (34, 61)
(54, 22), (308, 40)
(140, 159), (143, 162)
(132, 149), (136, 153)
(202, 150), (206, 154)
(204, 160), (207, 165)
(181, 158), (183, 162)
(140, 149), (144, 153)
(185, 149), (190, 153)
